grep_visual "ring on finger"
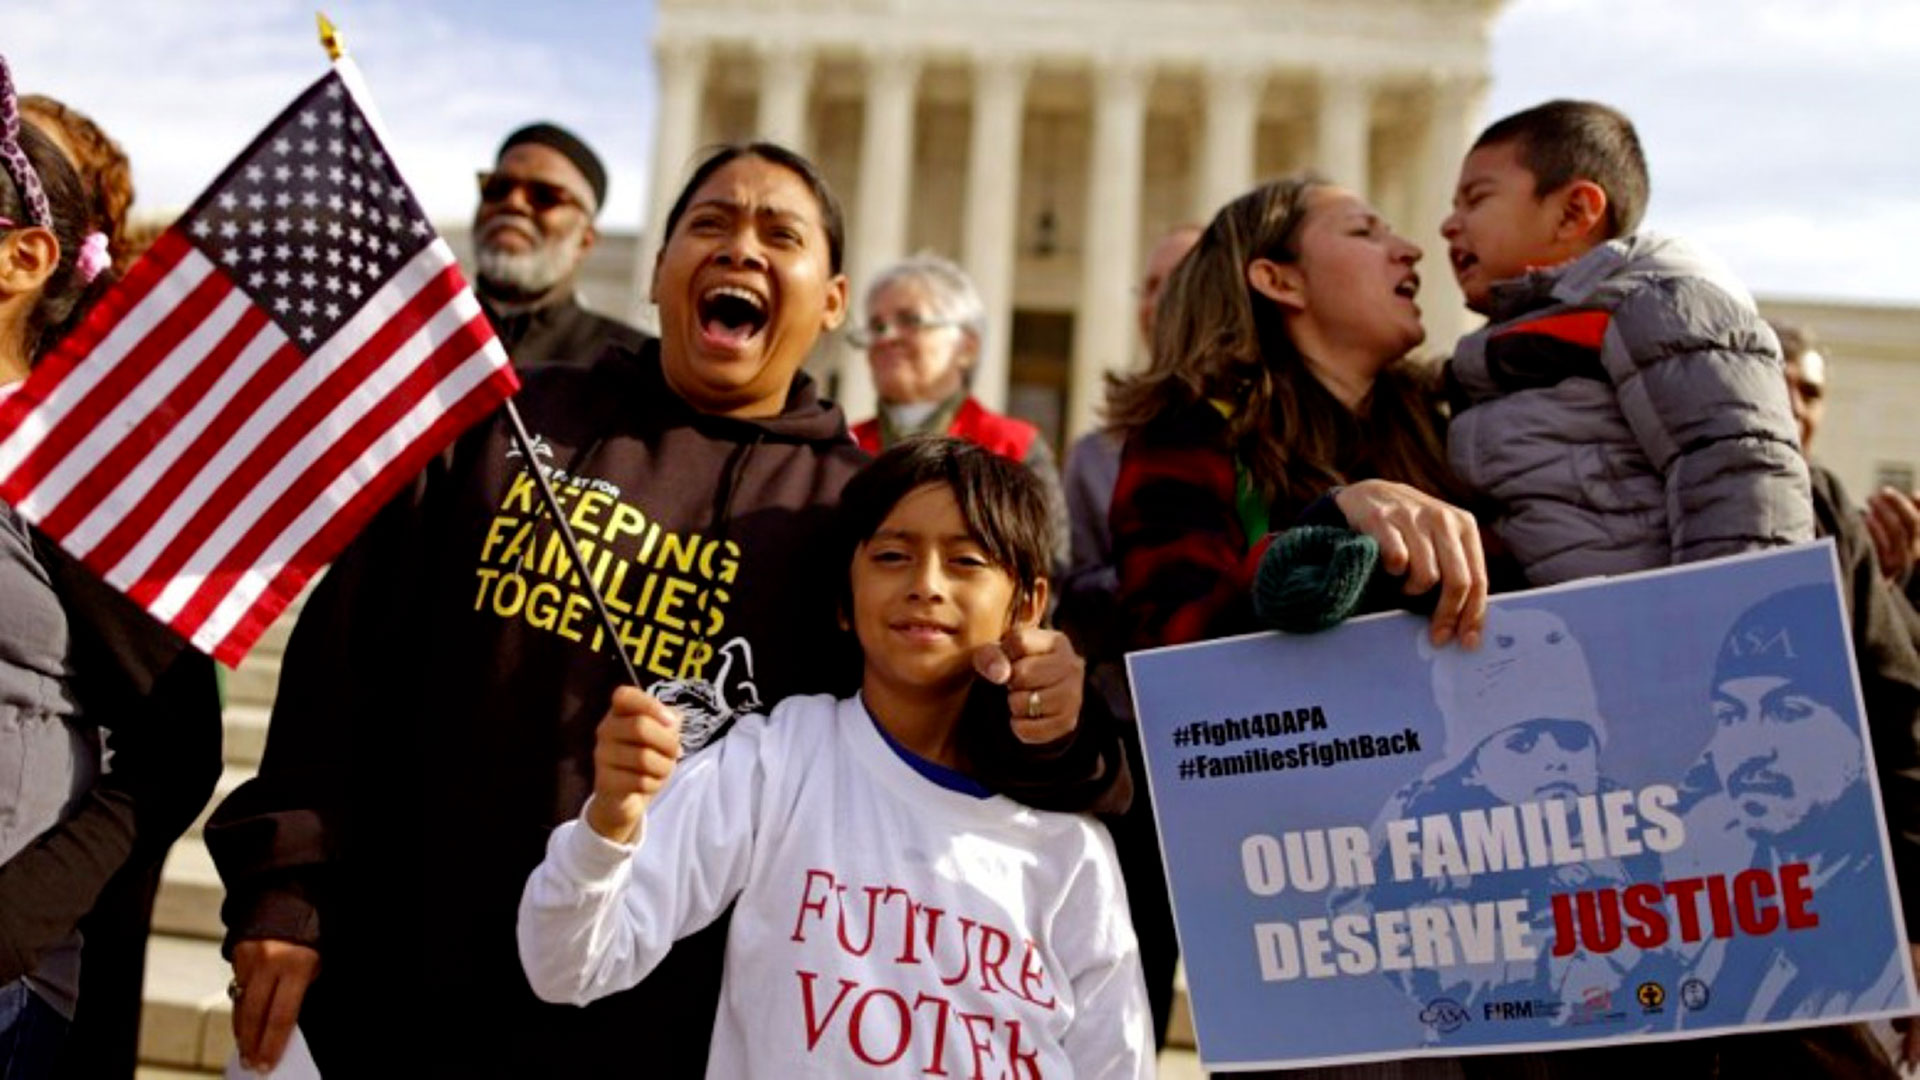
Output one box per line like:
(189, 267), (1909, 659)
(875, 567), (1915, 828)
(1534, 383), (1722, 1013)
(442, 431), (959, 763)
(1025, 689), (1042, 720)
(227, 978), (244, 1002)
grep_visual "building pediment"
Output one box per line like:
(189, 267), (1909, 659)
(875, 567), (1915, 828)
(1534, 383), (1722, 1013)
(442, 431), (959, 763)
(660, 0), (1504, 72)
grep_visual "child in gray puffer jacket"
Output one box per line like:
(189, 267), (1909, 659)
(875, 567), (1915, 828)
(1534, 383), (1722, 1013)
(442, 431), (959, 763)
(1438, 99), (1811, 586)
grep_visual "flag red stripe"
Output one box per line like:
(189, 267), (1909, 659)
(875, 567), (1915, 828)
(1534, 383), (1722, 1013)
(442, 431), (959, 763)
(37, 305), (274, 539)
(19, 229), (197, 392)
(124, 263), (467, 608)
(171, 307), (496, 639)
(206, 348), (517, 663)
(0, 246), (222, 500)
(83, 337), (302, 578)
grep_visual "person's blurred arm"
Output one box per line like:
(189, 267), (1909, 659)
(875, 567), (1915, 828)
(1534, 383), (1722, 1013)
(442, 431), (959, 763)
(0, 541), (222, 984)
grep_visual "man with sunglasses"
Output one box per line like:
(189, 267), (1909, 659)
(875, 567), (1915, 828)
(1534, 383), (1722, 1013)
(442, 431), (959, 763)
(472, 123), (642, 372)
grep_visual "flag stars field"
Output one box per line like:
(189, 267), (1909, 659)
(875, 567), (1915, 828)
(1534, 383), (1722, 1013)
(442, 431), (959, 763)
(0, 66), (517, 664)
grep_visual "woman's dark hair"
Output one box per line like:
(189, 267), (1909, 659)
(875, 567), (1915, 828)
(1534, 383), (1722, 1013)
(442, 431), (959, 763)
(835, 436), (1054, 621)
(1105, 172), (1466, 513)
(0, 119), (111, 361)
(659, 142), (845, 274)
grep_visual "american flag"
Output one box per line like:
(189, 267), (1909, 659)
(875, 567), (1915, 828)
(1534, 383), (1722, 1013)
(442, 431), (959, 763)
(0, 69), (518, 665)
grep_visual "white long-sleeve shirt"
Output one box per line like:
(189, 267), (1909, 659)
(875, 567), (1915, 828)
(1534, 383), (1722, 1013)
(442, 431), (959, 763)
(518, 693), (1153, 1078)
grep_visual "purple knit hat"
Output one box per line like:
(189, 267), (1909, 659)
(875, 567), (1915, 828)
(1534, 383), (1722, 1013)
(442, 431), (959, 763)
(0, 55), (51, 228)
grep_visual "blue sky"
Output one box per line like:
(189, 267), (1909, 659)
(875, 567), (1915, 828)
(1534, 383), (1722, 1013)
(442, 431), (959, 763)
(8, 0), (1917, 303)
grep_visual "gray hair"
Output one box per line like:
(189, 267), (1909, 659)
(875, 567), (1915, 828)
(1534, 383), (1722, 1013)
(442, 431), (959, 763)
(864, 252), (987, 355)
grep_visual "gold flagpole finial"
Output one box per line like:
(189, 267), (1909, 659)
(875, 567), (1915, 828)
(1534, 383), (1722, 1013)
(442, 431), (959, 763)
(316, 12), (344, 61)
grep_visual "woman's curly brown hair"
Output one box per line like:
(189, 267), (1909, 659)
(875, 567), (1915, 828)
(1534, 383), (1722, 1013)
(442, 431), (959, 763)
(22, 94), (139, 275)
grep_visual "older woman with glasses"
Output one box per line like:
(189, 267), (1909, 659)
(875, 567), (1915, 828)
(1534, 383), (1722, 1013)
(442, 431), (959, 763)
(852, 252), (1068, 566)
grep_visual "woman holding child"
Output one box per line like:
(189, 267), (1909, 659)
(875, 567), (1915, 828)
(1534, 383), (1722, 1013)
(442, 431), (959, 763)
(1107, 172), (1725, 1078)
(1107, 172), (1495, 658)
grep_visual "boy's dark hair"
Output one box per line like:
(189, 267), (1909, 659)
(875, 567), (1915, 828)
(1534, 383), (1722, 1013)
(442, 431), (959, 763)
(659, 141), (845, 273)
(1474, 99), (1648, 241)
(835, 436), (1054, 620)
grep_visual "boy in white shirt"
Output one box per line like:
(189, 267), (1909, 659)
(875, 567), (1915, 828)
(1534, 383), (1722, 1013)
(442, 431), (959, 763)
(519, 437), (1152, 1078)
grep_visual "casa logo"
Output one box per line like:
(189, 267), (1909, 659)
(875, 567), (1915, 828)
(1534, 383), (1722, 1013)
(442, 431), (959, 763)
(1569, 987), (1625, 1026)
(1419, 998), (1470, 1033)
(1680, 979), (1711, 1011)
(1636, 981), (1666, 1013)
(1481, 998), (1564, 1022)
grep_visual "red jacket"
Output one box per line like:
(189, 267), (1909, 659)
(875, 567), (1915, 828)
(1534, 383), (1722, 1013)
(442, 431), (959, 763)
(852, 396), (1038, 463)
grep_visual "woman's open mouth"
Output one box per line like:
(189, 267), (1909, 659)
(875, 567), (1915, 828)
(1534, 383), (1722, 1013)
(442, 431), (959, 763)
(697, 284), (770, 349)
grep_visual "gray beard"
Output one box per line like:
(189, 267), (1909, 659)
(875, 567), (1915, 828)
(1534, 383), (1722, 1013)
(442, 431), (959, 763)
(474, 214), (585, 301)
(476, 244), (576, 299)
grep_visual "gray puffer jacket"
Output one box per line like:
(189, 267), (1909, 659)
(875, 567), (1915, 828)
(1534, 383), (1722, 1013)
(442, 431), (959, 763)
(1447, 233), (1813, 585)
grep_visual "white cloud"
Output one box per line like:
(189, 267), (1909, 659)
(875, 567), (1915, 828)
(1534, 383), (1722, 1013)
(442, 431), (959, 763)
(1488, 0), (1920, 302)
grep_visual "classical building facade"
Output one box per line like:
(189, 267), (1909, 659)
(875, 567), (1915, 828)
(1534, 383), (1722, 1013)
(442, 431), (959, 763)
(593, 0), (1916, 504)
(636, 0), (1504, 442)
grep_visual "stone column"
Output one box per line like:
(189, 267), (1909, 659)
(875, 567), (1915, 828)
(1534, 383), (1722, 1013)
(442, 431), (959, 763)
(755, 43), (814, 151)
(632, 37), (710, 326)
(1412, 74), (1487, 358)
(1067, 58), (1151, 441)
(961, 53), (1031, 413)
(840, 50), (925, 422)
(1315, 72), (1372, 196)
(1194, 61), (1264, 222)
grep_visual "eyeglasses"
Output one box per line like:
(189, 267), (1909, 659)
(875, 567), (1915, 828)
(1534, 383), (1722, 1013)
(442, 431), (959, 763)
(848, 312), (961, 347)
(475, 171), (590, 214)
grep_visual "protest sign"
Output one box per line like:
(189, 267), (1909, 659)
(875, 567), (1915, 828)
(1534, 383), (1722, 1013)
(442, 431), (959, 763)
(1128, 542), (1917, 1070)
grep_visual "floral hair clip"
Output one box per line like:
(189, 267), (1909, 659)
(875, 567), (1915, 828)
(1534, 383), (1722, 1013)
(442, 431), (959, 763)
(76, 231), (109, 283)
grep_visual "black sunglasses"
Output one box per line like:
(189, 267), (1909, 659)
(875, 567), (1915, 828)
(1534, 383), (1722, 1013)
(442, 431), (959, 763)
(476, 171), (588, 213)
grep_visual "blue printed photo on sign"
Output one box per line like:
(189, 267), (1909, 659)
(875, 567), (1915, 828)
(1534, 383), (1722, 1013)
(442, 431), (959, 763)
(1126, 542), (1917, 1070)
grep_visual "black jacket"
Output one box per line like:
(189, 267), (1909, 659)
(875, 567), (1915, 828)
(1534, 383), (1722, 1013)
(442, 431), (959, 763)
(1810, 463), (1920, 938)
(481, 292), (645, 374)
(0, 530), (222, 984)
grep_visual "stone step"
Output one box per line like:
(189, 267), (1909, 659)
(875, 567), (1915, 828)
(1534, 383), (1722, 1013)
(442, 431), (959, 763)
(140, 935), (235, 1072)
(223, 654), (282, 712)
(252, 598), (301, 657)
(184, 764), (252, 841)
(1159, 1047), (1204, 1078)
(153, 837), (224, 941)
(223, 704), (271, 770)
(1169, 963), (1195, 1048)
